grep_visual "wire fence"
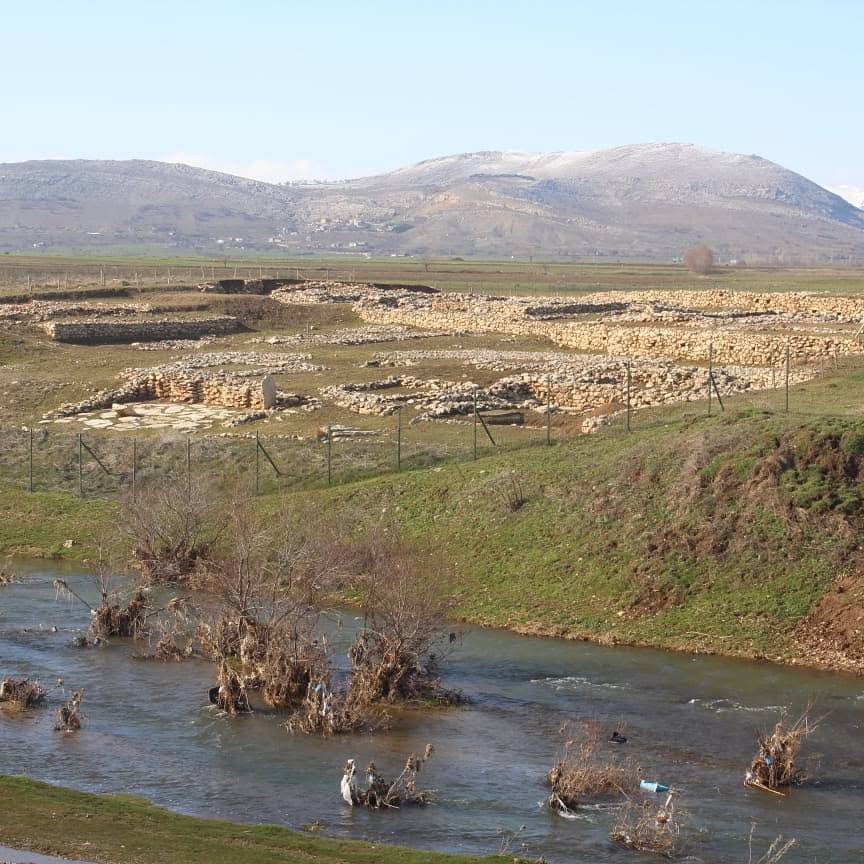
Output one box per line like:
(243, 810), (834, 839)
(0, 407), (556, 499)
(2, 353), (862, 501)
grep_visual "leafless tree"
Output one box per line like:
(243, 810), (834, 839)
(684, 244), (715, 275)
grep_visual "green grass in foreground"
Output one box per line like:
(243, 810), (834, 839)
(0, 776), (506, 864)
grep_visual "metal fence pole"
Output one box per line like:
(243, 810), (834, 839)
(785, 345), (791, 414)
(707, 342), (713, 417)
(546, 375), (552, 445)
(131, 437), (137, 502)
(28, 427), (33, 492)
(186, 437), (192, 492)
(473, 392), (478, 460)
(327, 425), (332, 485)
(255, 430), (260, 494)
(626, 361), (632, 433)
(396, 407), (402, 470)
(78, 433), (83, 497)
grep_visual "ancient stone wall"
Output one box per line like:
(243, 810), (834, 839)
(354, 293), (860, 365)
(51, 369), (276, 417)
(42, 316), (239, 344)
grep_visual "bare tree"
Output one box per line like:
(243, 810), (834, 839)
(684, 244), (715, 275)
(347, 535), (458, 705)
(120, 477), (226, 584)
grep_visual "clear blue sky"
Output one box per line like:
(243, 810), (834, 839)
(3, 0), (862, 190)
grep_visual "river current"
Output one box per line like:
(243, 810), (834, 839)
(1, 560), (863, 863)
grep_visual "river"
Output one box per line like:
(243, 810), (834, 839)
(1, 560), (862, 863)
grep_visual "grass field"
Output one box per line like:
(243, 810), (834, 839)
(4, 370), (864, 670)
(3, 254), (864, 298)
(3, 256), (864, 671)
(0, 776), (507, 864)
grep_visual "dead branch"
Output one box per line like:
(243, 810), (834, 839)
(55, 691), (84, 732)
(547, 721), (640, 812)
(610, 791), (685, 858)
(341, 744), (436, 808)
(745, 707), (819, 791)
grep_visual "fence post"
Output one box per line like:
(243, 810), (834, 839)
(327, 425), (332, 485)
(396, 407), (402, 470)
(473, 392), (478, 460)
(186, 437), (191, 492)
(255, 430), (260, 494)
(785, 345), (790, 414)
(78, 433), (83, 497)
(28, 427), (33, 492)
(546, 375), (552, 445)
(626, 361), (632, 433)
(707, 342), (713, 417)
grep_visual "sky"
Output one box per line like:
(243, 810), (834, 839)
(3, 1), (863, 197)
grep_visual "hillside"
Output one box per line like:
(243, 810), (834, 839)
(2, 144), (864, 262)
(4, 407), (864, 674)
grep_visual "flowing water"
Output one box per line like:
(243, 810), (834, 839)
(1, 560), (863, 863)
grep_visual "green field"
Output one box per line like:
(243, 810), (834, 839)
(3, 253), (864, 298)
(0, 776), (507, 864)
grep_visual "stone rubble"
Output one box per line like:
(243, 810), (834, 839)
(248, 324), (456, 347)
(0, 299), (154, 323)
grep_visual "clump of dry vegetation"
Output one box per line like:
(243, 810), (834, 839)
(547, 722), (639, 814)
(199, 494), (362, 730)
(610, 791), (685, 858)
(347, 537), (459, 707)
(121, 478), (225, 584)
(341, 744), (436, 808)
(55, 691), (83, 732)
(53, 547), (152, 641)
(0, 677), (46, 709)
(748, 827), (797, 864)
(745, 708), (818, 792)
(0, 563), (19, 586)
(491, 469), (527, 513)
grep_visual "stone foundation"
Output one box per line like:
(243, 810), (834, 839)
(42, 316), (240, 344)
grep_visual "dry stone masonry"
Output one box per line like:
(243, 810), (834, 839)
(42, 316), (239, 344)
(0, 299), (154, 324)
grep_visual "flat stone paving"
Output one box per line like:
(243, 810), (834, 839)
(48, 402), (242, 432)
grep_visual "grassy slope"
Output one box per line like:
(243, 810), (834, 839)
(4, 398), (864, 667)
(0, 776), (505, 864)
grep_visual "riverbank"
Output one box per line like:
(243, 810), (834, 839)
(2, 407), (864, 675)
(0, 776), (505, 864)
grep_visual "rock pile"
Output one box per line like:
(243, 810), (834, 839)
(319, 359), (813, 421)
(0, 299), (153, 323)
(131, 351), (323, 376)
(249, 324), (455, 347)
(42, 316), (240, 344)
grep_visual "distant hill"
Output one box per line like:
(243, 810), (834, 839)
(2, 144), (863, 262)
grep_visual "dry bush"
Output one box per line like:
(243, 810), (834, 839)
(491, 470), (527, 513)
(0, 563), (18, 586)
(201, 496), (358, 730)
(55, 691), (83, 731)
(121, 477), (225, 584)
(0, 677), (46, 709)
(347, 537), (458, 706)
(341, 744), (436, 808)
(683, 244), (715, 275)
(610, 792), (685, 858)
(547, 722), (639, 812)
(745, 708), (818, 791)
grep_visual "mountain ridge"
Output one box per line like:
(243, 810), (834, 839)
(2, 143), (863, 262)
